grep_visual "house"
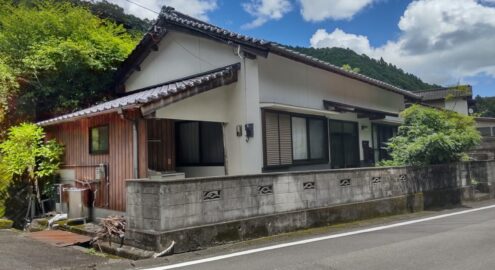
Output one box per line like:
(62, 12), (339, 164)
(39, 7), (421, 216)
(416, 86), (474, 115)
(416, 86), (495, 160)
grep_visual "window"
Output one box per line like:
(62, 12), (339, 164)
(263, 110), (328, 167)
(89, 125), (109, 154)
(478, 127), (492, 137)
(292, 117), (308, 160)
(176, 121), (224, 166)
(372, 124), (398, 162)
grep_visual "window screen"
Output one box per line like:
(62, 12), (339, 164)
(90, 125), (109, 154)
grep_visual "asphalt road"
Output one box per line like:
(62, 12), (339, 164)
(137, 204), (495, 270)
(0, 229), (111, 270)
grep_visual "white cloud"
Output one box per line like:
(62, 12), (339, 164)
(299, 0), (374, 21)
(310, 0), (495, 87)
(102, 0), (217, 20)
(242, 0), (292, 28)
(311, 28), (373, 55)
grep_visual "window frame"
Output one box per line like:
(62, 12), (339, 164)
(175, 121), (225, 167)
(89, 125), (109, 155)
(262, 109), (329, 169)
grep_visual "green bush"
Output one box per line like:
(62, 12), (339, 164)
(382, 105), (481, 166)
(0, 123), (63, 218)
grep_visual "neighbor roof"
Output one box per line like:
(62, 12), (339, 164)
(416, 86), (473, 101)
(38, 63), (240, 126)
(116, 7), (420, 100)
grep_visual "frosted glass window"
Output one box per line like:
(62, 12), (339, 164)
(292, 117), (308, 160)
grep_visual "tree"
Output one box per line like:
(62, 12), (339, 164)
(473, 95), (495, 117)
(342, 64), (360, 73)
(0, 0), (138, 127)
(0, 123), (63, 218)
(382, 105), (481, 166)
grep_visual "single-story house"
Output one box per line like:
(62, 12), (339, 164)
(39, 7), (421, 215)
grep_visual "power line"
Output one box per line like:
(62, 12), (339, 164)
(123, 0), (160, 14)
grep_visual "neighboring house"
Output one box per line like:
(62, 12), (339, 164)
(38, 7), (420, 215)
(416, 86), (474, 115)
(416, 87), (495, 160)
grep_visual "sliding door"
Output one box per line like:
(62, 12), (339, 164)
(329, 120), (360, 169)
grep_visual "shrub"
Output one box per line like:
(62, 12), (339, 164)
(382, 105), (481, 166)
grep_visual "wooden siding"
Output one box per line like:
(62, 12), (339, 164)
(46, 111), (141, 211)
(147, 119), (176, 172)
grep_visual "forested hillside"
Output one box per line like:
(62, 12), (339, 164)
(474, 96), (495, 117)
(291, 47), (439, 91)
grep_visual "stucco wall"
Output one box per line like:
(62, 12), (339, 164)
(126, 161), (495, 232)
(125, 31), (240, 92)
(445, 98), (469, 115)
(257, 54), (405, 114)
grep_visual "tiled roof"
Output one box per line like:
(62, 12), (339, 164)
(38, 64), (239, 126)
(151, 7), (420, 99)
(416, 86), (472, 101)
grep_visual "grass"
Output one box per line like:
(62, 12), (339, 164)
(0, 219), (13, 229)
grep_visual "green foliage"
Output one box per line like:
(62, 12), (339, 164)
(0, 0), (138, 124)
(71, 0), (152, 36)
(382, 105), (481, 166)
(0, 123), (63, 181)
(291, 47), (440, 91)
(0, 162), (12, 217)
(473, 95), (495, 117)
(342, 64), (360, 73)
(0, 57), (18, 124)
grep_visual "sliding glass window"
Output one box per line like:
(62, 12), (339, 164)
(263, 110), (328, 168)
(291, 116), (328, 162)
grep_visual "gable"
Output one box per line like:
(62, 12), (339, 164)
(124, 31), (240, 93)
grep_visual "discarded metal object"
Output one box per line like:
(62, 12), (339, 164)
(28, 230), (92, 247)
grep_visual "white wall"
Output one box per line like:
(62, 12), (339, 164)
(140, 31), (263, 176)
(258, 54), (405, 114)
(125, 31), (240, 92)
(445, 98), (469, 115)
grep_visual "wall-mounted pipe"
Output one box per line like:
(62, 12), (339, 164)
(118, 109), (139, 179)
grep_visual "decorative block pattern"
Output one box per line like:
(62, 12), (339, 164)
(303, 182), (315, 190)
(340, 178), (351, 187)
(371, 177), (382, 184)
(203, 190), (221, 201)
(258, 185), (274, 195)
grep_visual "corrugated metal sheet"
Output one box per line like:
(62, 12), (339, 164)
(45, 112), (138, 211)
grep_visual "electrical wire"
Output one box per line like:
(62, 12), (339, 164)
(123, 0), (160, 15)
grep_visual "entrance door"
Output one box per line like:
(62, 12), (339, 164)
(372, 124), (397, 162)
(329, 120), (360, 169)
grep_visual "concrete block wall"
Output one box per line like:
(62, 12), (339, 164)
(126, 161), (495, 232)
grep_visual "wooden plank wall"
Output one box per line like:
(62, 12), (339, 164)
(147, 119), (176, 172)
(45, 112), (140, 211)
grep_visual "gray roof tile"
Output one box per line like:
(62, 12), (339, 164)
(38, 64), (239, 126)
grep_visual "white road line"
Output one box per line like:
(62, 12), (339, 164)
(142, 204), (495, 270)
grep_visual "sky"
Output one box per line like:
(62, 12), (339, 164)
(106, 0), (495, 97)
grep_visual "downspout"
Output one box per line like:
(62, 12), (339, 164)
(118, 109), (139, 179)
